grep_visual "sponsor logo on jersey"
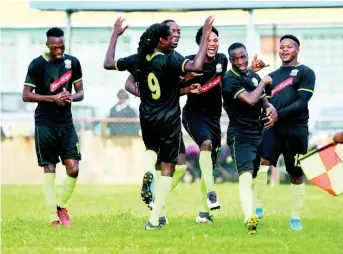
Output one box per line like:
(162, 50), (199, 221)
(200, 75), (222, 93)
(271, 77), (293, 96)
(50, 70), (72, 92)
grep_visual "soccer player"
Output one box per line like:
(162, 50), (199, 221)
(255, 35), (316, 231)
(124, 20), (188, 219)
(22, 27), (84, 227)
(181, 26), (228, 223)
(222, 42), (277, 234)
(104, 16), (214, 229)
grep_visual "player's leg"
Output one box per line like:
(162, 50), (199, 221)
(254, 127), (281, 219)
(140, 119), (159, 208)
(171, 138), (187, 191)
(183, 113), (219, 210)
(283, 126), (308, 230)
(145, 127), (180, 230)
(58, 124), (81, 227)
(35, 126), (60, 226)
(228, 135), (260, 234)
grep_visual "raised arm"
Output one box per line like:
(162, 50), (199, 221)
(183, 16), (214, 72)
(104, 17), (129, 70)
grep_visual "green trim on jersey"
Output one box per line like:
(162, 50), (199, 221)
(298, 88), (313, 94)
(234, 88), (245, 99)
(24, 83), (36, 88)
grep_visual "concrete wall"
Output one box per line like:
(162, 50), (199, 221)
(1, 133), (150, 184)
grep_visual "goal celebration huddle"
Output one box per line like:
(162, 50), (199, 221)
(23, 15), (318, 234)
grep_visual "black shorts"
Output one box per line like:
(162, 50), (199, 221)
(227, 134), (262, 174)
(140, 118), (181, 163)
(182, 111), (221, 167)
(259, 126), (309, 178)
(35, 124), (81, 167)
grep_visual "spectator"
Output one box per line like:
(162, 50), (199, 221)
(108, 89), (139, 136)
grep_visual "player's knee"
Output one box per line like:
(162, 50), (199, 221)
(43, 165), (56, 173)
(288, 167), (304, 184)
(201, 140), (212, 151)
(261, 158), (272, 166)
(65, 161), (79, 178)
(67, 166), (79, 178)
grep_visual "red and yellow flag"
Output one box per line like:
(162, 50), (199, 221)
(299, 142), (343, 196)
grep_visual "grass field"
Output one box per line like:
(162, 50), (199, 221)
(1, 183), (343, 254)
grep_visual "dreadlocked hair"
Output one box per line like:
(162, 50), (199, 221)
(136, 23), (170, 69)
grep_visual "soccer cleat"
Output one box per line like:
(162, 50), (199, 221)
(144, 221), (161, 230)
(196, 215), (214, 224)
(289, 218), (303, 231)
(256, 208), (264, 219)
(159, 216), (169, 226)
(141, 172), (154, 206)
(207, 191), (221, 210)
(245, 215), (259, 234)
(50, 220), (60, 227)
(57, 208), (72, 227)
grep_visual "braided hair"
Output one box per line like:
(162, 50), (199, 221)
(136, 23), (170, 70)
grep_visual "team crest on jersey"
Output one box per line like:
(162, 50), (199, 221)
(290, 69), (299, 77)
(216, 63), (222, 73)
(64, 59), (72, 69)
(251, 77), (259, 86)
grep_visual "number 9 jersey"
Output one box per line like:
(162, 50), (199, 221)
(114, 52), (189, 125)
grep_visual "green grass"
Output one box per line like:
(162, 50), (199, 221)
(2, 183), (343, 254)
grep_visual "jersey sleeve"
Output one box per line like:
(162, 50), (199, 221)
(24, 61), (37, 89)
(72, 58), (83, 83)
(222, 74), (245, 99)
(220, 54), (228, 74)
(115, 54), (137, 72)
(166, 53), (190, 77)
(254, 73), (266, 99)
(298, 68), (315, 95)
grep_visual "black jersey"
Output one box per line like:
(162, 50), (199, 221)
(222, 69), (265, 136)
(116, 52), (189, 125)
(182, 53), (228, 118)
(24, 53), (82, 126)
(266, 64), (315, 126)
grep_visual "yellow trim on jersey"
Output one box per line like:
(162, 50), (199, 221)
(114, 60), (118, 70)
(42, 52), (49, 62)
(266, 95), (272, 99)
(146, 52), (164, 61)
(73, 77), (83, 84)
(181, 59), (190, 73)
(298, 88), (313, 94)
(234, 88), (245, 99)
(24, 83), (36, 88)
(230, 68), (240, 77)
(260, 93), (266, 99)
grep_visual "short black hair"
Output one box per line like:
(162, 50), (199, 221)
(161, 19), (176, 24)
(228, 42), (246, 56)
(280, 34), (300, 47)
(46, 27), (64, 37)
(195, 26), (219, 45)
